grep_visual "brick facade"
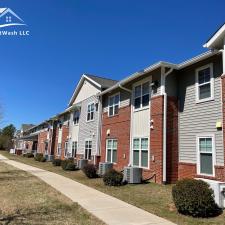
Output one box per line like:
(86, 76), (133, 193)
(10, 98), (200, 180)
(101, 106), (131, 171)
(37, 130), (48, 154)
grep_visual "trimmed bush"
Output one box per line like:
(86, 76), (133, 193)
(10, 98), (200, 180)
(23, 153), (34, 158)
(172, 179), (221, 217)
(34, 153), (46, 162)
(61, 159), (74, 170)
(82, 164), (98, 178)
(65, 162), (77, 171)
(52, 159), (62, 166)
(103, 169), (123, 186)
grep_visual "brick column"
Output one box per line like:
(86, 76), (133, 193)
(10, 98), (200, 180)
(150, 95), (164, 184)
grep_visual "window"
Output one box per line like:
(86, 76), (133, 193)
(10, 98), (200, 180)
(45, 142), (48, 154)
(73, 110), (80, 125)
(85, 140), (92, 160)
(133, 138), (149, 168)
(57, 143), (62, 156)
(87, 103), (94, 121)
(196, 64), (214, 102)
(106, 139), (117, 163)
(108, 94), (120, 116)
(197, 135), (214, 176)
(6, 16), (12, 23)
(134, 82), (150, 109)
(64, 142), (69, 157)
(72, 141), (77, 158)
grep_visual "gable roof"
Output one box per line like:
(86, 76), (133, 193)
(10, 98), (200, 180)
(68, 74), (118, 106)
(21, 124), (35, 132)
(203, 23), (225, 49)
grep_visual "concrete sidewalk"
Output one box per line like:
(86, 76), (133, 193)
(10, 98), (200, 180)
(0, 154), (176, 225)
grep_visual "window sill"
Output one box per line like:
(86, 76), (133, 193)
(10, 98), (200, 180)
(197, 173), (215, 177)
(86, 119), (94, 123)
(196, 97), (214, 104)
(108, 114), (119, 118)
(132, 165), (149, 170)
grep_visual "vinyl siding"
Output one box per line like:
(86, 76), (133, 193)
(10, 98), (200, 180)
(77, 95), (99, 156)
(178, 56), (223, 166)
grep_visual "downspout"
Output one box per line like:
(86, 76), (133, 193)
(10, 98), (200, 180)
(162, 67), (174, 184)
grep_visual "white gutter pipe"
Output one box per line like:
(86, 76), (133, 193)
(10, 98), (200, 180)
(162, 68), (174, 184)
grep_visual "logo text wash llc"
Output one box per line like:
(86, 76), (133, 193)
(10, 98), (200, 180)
(0, 8), (30, 36)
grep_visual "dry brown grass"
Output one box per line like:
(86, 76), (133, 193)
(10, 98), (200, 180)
(0, 161), (104, 225)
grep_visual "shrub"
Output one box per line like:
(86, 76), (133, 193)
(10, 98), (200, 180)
(103, 169), (123, 186)
(34, 153), (46, 162)
(52, 159), (62, 166)
(24, 153), (34, 158)
(61, 159), (74, 170)
(172, 179), (221, 217)
(65, 162), (77, 171)
(82, 164), (98, 178)
(39, 156), (46, 162)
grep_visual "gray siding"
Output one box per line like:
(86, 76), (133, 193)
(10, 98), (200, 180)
(178, 57), (224, 165)
(78, 95), (99, 156)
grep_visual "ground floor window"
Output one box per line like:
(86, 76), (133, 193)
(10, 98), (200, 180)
(197, 135), (214, 176)
(57, 143), (62, 156)
(44, 142), (48, 155)
(85, 140), (92, 160)
(132, 137), (149, 168)
(106, 139), (117, 163)
(64, 141), (69, 157)
(72, 141), (77, 158)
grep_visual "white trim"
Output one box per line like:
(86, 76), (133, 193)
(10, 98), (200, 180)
(108, 92), (120, 117)
(86, 102), (95, 122)
(105, 139), (118, 164)
(195, 63), (214, 103)
(131, 137), (149, 169)
(196, 133), (216, 177)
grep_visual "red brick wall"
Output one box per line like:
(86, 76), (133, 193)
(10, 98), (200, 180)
(37, 131), (48, 154)
(24, 141), (33, 151)
(53, 125), (69, 160)
(166, 96), (178, 183)
(149, 95), (164, 184)
(101, 106), (131, 171)
(178, 162), (196, 179)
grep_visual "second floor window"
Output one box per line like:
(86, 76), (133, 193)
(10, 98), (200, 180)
(134, 82), (149, 109)
(73, 110), (80, 124)
(196, 64), (213, 102)
(87, 103), (94, 121)
(108, 94), (119, 116)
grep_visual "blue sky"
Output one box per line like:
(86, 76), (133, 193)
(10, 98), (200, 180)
(0, 0), (224, 129)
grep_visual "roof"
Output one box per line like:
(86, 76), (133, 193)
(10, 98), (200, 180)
(203, 23), (225, 49)
(68, 74), (118, 106)
(21, 124), (35, 132)
(99, 50), (220, 96)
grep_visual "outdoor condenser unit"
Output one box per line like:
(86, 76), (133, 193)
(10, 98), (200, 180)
(78, 159), (88, 169)
(123, 167), (142, 184)
(99, 162), (113, 176)
(196, 178), (225, 208)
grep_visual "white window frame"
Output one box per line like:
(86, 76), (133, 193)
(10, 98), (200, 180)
(72, 141), (77, 158)
(108, 93), (120, 117)
(195, 63), (214, 103)
(57, 143), (62, 156)
(84, 139), (92, 160)
(132, 137), (149, 169)
(86, 102), (95, 122)
(106, 139), (118, 163)
(64, 141), (69, 157)
(196, 134), (216, 177)
(133, 78), (151, 111)
(73, 110), (80, 125)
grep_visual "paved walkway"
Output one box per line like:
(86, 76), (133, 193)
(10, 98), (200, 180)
(0, 154), (175, 225)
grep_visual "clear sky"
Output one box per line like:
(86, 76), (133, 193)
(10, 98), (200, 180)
(0, 0), (224, 129)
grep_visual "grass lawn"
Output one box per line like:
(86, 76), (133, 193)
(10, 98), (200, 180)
(0, 160), (104, 225)
(1, 151), (225, 225)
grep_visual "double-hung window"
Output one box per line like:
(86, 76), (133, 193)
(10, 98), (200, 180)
(64, 141), (69, 157)
(106, 139), (117, 163)
(85, 140), (92, 160)
(133, 138), (149, 168)
(196, 64), (214, 102)
(72, 141), (77, 158)
(108, 94), (120, 116)
(73, 110), (80, 125)
(57, 143), (62, 156)
(87, 103), (94, 121)
(134, 82), (150, 109)
(197, 135), (214, 176)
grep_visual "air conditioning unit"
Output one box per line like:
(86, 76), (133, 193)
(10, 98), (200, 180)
(123, 167), (142, 184)
(99, 162), (113, 176)
(196, 178), (225, 208)
(78, 159), (88, 169)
